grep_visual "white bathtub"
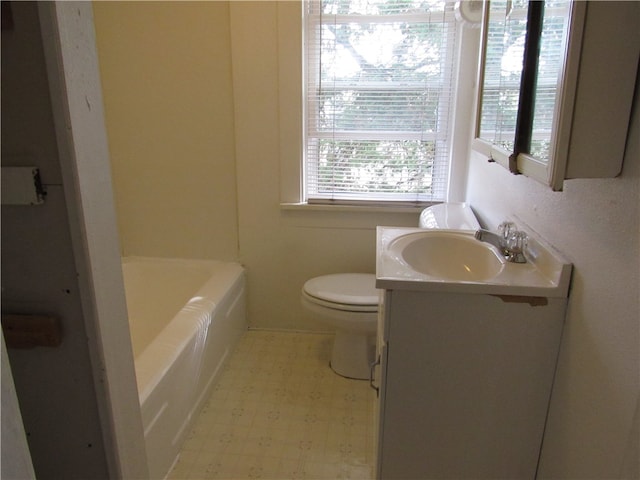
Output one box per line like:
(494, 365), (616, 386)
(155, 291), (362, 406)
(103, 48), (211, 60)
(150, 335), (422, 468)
(121, 256), (246, 479)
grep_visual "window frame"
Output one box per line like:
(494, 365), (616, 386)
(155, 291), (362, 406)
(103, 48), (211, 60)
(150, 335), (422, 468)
(301, 0), (471, 207)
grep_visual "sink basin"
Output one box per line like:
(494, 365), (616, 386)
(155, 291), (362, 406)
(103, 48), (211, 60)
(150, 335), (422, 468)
(376, 226), (572, 297)
(389, 231), (505, 281)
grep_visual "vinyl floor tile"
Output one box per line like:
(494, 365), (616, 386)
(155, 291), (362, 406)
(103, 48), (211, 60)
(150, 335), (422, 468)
(167, 330), (375, 480)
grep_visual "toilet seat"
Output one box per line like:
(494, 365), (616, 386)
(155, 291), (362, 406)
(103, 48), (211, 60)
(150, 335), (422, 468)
(302, 273), (378, 313)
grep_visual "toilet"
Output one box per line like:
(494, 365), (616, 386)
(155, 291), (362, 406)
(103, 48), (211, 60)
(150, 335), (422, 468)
(301, 273), (378, 379)
(301, 203), (480, 380)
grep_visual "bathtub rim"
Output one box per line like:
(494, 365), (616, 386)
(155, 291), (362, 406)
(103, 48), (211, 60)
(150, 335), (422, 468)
(121, 256), (245, 405)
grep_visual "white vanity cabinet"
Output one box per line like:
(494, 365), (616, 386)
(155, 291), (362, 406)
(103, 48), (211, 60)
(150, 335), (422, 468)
(374, 289), (567, 479)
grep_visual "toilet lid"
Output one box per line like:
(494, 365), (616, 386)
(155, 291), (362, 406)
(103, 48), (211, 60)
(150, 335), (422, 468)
(303, 273), (378, 306)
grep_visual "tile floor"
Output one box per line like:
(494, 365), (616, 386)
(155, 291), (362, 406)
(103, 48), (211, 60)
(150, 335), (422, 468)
(167, 330), (376, 480)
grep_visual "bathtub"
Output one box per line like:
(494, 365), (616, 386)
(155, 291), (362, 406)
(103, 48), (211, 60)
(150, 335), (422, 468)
(121, 256), (246, 479)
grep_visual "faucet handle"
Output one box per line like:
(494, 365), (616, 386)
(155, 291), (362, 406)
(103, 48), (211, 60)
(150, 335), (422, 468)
(506, 230), (528, 263)
(507, 230), (528, 252)
(498, 221), (517, 245)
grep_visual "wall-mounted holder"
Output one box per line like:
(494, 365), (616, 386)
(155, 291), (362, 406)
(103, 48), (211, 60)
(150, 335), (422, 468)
(1, 166), (46, 205)
(1, 314), (62, 348)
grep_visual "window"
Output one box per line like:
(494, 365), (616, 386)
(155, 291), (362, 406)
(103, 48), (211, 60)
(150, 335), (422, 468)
(303, 0), (464, 205)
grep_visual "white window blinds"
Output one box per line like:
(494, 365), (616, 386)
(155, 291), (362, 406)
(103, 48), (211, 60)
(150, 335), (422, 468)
(304, 0), (461, 205)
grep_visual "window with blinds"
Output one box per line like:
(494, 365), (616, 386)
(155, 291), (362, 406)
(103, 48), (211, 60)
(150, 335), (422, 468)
(303, 0), (461, 205)
(477, 0), (572, 167)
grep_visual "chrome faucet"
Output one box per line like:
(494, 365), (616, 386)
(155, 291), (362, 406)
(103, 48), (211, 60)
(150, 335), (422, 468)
(474, 221), (528, 263)
(474, 229), (506, 253)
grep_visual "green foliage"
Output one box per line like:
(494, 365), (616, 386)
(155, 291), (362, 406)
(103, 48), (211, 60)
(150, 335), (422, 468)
(317, 139), (436, 194)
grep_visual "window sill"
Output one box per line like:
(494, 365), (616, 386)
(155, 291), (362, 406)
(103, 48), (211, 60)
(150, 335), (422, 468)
(280, 202), (434, 214)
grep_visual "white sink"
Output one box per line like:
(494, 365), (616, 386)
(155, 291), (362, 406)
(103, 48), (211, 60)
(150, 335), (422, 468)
(377, 227), (572, 297)
(390, 231), (505, 282)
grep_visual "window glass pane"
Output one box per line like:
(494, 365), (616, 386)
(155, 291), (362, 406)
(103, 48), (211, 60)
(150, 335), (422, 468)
(315, 139), (436, 195)
(478, 0), (529, 153)
(477, 0), (573, 169)
(305, 0), (459, 203)
(530, 0), (571, 162)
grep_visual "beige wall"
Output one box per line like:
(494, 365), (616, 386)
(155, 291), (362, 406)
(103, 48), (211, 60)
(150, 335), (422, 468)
(93, 2), (238, 261)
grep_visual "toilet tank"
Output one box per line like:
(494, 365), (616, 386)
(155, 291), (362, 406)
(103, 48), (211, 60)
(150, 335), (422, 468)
(418, 203), (480, 230)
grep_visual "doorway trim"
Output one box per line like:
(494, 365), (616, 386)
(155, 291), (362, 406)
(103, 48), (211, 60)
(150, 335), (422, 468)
(38, 3), (148, 478)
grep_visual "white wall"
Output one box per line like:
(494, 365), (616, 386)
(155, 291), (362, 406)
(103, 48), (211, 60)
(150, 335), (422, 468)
(1, 3), (111, 477)
(2, 4), (148, 478)
(1, 333), (35, 479)
(466, 72), (639, 480)
(39, 3), (149, 477)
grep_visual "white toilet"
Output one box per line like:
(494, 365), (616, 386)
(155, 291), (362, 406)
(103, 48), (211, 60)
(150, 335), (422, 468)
(301, 203), (480, 379)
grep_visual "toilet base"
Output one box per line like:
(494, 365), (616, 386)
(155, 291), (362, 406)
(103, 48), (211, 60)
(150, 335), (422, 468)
(330, 331), (376, 380)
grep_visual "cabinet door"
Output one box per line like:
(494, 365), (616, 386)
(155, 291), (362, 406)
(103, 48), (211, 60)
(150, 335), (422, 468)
(378, 290), (565, 479)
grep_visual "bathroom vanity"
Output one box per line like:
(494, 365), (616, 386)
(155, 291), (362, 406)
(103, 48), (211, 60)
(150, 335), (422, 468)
(373, 226), (572, 479)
